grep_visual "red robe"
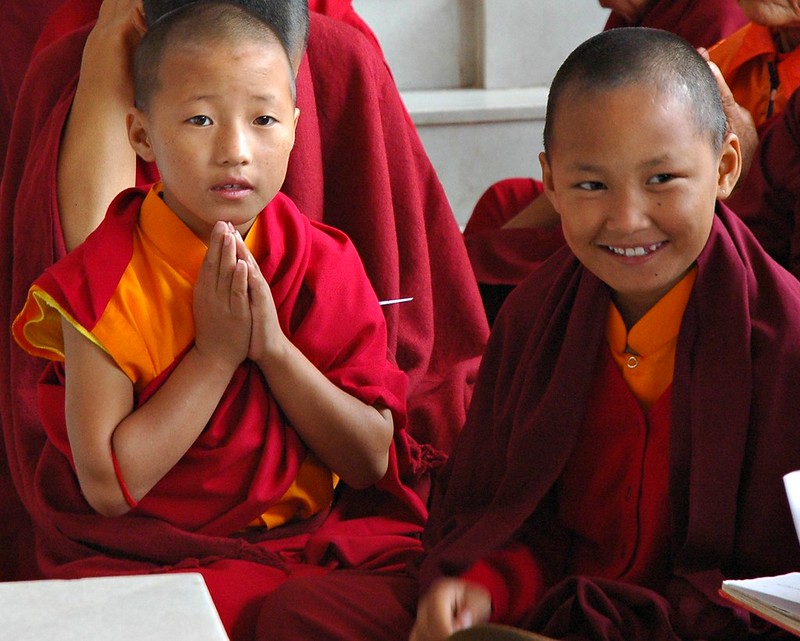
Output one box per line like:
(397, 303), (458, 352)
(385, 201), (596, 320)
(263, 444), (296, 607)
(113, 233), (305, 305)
(0, 9), (487, 583)
(603, 0), (747, 50)
(11, 181), (428, 563)
(421, 204), (800, 639)
(30, 0), (384, 59)
(0, 0), (65, 185)
(462, 178), (564, 325)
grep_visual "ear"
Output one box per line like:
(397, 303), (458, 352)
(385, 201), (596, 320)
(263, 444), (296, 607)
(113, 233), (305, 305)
(716, 132), (741, 201)
(127, 108), (156, 163)
(539, 151), (558, 210)
(291, 107), (300, 148)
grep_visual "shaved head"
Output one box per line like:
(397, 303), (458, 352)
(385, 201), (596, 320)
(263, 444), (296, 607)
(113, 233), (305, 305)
(543, 28), (727, 157)
(143, 0), (308, 72)
(134, 1), (296, 111)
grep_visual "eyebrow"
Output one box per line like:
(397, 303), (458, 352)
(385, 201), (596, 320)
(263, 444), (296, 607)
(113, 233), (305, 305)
(566, 154), (675, 173)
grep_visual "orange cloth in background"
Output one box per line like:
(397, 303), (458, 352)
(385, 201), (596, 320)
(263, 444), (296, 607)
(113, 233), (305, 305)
(709, 23), (800, 131)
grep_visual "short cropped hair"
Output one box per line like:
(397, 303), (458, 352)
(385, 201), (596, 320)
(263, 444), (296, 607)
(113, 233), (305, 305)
(142, 0), (309, 72)
(134, 1), (296, 111)
(543, 28), (727, 156)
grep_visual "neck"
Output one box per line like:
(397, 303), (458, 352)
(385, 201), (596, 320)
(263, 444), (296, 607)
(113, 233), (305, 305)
(612, 295), (650, 330)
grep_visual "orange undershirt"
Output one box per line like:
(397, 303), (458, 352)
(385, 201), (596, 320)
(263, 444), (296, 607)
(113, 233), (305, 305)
(607, 268), (698, 410)
(463, 268), (697, 624)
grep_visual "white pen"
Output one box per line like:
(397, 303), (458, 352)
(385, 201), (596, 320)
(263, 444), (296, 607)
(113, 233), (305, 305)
(378, 297), (414, 306)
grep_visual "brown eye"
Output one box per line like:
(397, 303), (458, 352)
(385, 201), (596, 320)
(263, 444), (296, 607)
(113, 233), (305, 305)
(187, 115), (212, 126)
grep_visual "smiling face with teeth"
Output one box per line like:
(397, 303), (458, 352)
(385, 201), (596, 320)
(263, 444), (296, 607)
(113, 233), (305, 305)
(540, 81), (741, 326)
(127, 22), (298, 244)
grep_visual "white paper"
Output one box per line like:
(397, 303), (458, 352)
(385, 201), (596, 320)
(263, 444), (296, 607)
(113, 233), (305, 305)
(784, 470), (800, 546)
(0, 573), (229, 641)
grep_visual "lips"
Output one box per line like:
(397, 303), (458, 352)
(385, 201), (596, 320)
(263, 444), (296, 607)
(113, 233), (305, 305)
(212, 179), (253, 192)
(606, 241), (665, 257)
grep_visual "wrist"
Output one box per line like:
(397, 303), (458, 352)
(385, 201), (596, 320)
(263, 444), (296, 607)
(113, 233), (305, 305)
(253, 332), (293, 374)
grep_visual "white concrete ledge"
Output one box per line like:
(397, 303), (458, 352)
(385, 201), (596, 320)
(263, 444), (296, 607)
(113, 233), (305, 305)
(401, 87), (550, 126)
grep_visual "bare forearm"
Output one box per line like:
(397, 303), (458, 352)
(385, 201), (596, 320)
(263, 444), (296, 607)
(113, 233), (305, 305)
(58, 14), (140, 250)
(255, 338), (393, 489)
(110, 348), (239, 505)
(502, 194), (560, 230)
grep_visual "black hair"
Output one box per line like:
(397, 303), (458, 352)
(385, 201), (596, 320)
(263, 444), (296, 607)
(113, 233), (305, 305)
(142, 0), (309, 72)
(134, 1), (297, 111)
(542, 27), (727, 156)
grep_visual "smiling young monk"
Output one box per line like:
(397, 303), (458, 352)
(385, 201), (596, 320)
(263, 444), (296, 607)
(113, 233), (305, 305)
(411, 26), (800, 641)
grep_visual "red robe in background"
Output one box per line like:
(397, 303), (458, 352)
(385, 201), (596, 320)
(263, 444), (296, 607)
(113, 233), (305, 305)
(30, 0), (384, 59)
(462, 179), (564, 326)
(421, 204), (800, 639)
(727, 88), (800, 279)
(0, 0), (65, 182)
(0, 9), (488, 582)
(603, 0), (747, 50)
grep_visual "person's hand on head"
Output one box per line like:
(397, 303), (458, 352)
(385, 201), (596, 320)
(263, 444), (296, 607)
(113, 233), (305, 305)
(88, 0), (147, 93)
(699, 47), (758, 187)
(409, 578), (492, 641)
(193, 221), (252, 371)
(60, 0), (147, 251)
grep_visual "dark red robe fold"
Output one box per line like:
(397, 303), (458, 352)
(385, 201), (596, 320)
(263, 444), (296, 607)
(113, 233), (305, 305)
(726, 88), (800, 280)
(603, 0), (747, 49)
(0, 7), (487, 582)
(420, 204), (800, 640)
(0, 0), (65, 181)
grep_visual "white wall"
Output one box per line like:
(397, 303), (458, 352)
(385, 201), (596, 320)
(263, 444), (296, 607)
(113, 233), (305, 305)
(353, 0), (610, 227)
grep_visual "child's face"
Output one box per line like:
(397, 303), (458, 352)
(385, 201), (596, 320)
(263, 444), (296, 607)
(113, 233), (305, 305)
(128, 35), (298, 242)
(540, 83), (740, 322)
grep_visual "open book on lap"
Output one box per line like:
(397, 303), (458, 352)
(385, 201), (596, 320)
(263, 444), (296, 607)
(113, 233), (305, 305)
(721, 573), (800, 636)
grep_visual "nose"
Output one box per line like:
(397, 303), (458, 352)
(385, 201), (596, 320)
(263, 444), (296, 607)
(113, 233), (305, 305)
(215, 122), (252, 166)
(606, 186), (649, 233)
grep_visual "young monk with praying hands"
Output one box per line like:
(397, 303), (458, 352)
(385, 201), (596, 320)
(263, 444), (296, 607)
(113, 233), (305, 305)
(11, 3), (431, 640)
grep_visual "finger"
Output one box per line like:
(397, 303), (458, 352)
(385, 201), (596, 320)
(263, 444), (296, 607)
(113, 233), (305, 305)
(453, 608), (474, 632)
(230, 259), (250, 317)
(707, 60), (733, 103)
(202, 221), (228, 278)
(232, 227), (254, 262)
(133, 2), (147, 34)
(217, 228), (239, 293)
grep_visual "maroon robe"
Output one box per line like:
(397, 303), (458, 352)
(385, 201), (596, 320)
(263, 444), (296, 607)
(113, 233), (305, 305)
(603, 0), (747, 50)
(727, 88), (800, 280)
(0, 8), (487, 583)
(422, 204), (800, 640)
(0, 0), (65, 181)
(462, 178), (564, 325)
